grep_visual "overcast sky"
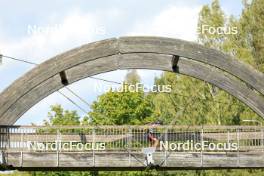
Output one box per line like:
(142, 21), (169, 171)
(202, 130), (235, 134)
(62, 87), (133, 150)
(0, 0), (243, 125)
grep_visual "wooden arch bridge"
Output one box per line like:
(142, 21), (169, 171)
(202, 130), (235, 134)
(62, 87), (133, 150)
(0, 36), (264, 170)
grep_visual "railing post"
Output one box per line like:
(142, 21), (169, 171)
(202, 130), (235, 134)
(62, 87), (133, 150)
(0, 150), (5, 165)
(0, 127), (10, 165)
(200, 127), (203, 167)
(0, 127), (2, 165)
(261, 126), (264, 152)
(128, 126), (132, 167)
(0, 127), (6, 166)
(227, 130), (230, 144)
(7, 127), (10, 150)
(92, 127), (95, 167)
(56, 129), (60, 167)
(20, 131), (24, 167)
(236, 127), (240, 167)
(164, 127), (168, 167)
(0, 127), (2, 150)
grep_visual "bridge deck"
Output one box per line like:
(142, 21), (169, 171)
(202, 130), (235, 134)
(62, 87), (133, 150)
(0, 125), (263, 170)
(3, 151), (264, 171)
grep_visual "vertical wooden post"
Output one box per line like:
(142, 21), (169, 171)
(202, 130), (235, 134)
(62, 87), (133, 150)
(20, 131), (24, 167)
(0, 150), (5, 165)
(8, 127), (10, 150)
(227, 130), (230, 144)
(200, 127), (204, 167)
(56, 129), (60, 167)
(227, 129), (229, 163)
(164, 128), (168, 167)
(128, 126), (132, 167)
(92, 127), (95, 167)
(260, 126), (264, 164)
(261, 127), (264, 152)
(237, 127), (240, 167)
(0, 128), (1, 155)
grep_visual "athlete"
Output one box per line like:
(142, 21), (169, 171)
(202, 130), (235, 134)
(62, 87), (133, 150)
(147, 127), (159, 148)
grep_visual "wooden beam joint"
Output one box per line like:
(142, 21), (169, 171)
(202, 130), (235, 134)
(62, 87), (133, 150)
(172, 55), (180, 73)
(59, 71), (69, 86)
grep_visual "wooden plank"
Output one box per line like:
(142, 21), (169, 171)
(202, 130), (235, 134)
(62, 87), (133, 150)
(5, 151), (264, 169)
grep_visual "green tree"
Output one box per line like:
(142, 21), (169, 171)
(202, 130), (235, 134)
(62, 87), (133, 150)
(125, 70), (141, 85)
(88, 71), (156, 125)
(248, 0), (264, 71)
(151, 72), (259, 126)
(197, 0), (225, 49)
(44, 104), (81, 126)
(89, 89), (154, 125)
(224, 0), (264, 71)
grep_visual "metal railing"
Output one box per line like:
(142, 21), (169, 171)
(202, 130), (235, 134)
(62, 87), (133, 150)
(0, 125), (264, 169)
(0, 125), (263, 153)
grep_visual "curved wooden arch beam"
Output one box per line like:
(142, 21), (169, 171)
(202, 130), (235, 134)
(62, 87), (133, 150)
(0, 38), (120, 121)
(0, 37), (264, 125)
(64, 53), (264, 119)
(1, 53), (264, 125)
(119, 37), (264, 95)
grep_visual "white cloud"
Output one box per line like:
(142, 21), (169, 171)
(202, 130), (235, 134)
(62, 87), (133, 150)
(127, 5), (201, 41)
(0, 11), (106, 64)
(0, 10), (108, 92)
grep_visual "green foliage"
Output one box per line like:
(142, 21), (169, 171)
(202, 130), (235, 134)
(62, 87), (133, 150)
(225, 0), (264, 71)
(125, 70), (141, 85)
(44, 104), (81, 126)
(151, 72), (260, 126)
(222, 15), (256, 65)
(197, 0), (225, 49)
(185, 0), (264, 126)
(0, 171), (32, 176)
(242, 0), (264, 71)
(198, 0), (264, 72)
(88, 71), (155, 125)
(88, 88), (154, 125)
